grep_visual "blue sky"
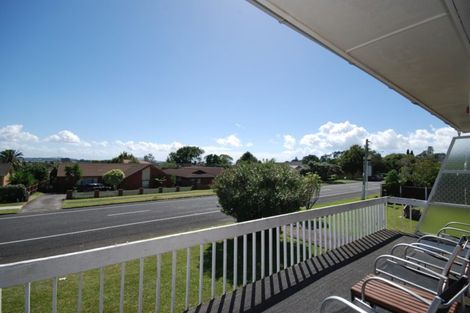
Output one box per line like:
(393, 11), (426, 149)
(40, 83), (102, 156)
(0, 1), (457, 161)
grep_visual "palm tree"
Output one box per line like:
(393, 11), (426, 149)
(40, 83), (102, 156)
(0, 149), (23, 170)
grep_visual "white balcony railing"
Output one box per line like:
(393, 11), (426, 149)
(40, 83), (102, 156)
(0, 197), (401, 313)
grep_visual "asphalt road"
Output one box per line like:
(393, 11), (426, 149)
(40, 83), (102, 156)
(0, 181), (381, 263)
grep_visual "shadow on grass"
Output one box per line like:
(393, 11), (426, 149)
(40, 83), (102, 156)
(202, 229), (319, 287)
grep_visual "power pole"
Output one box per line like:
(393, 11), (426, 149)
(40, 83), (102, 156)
(362, 139), (369, 200)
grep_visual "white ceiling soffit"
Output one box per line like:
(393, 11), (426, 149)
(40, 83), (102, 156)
(250, 0), (470, 132)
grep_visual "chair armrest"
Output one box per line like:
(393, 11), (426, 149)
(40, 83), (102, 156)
(320, 296), (372, 313)
(444, 222), (470, 229)
(418, 235), (458, 246)
(375, 255), (447, 281)
(438, 227), (470, 238)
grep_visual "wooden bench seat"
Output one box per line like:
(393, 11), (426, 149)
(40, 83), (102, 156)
(351, 274), (459, 313)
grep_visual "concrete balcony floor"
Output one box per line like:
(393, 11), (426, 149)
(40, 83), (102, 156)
(189, 230), (469, 313)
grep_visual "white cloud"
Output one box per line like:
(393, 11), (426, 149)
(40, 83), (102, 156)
(295, 121), (458, 157)
(246, 142), (254, 147)
(0, 124), (38, 142)
(46, 130), (81, 143)
(216, 134), (242, 147)
(283, 135), (296, 150)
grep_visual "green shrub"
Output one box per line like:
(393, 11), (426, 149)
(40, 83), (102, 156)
(103, 169), (125, 189)
(10, 170), (35, 186)
(213, 162), (321, 222)
(0, 184), (28, 203)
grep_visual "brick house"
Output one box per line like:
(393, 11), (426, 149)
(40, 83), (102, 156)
(0, 163), (12, 186)
(55, 163), (171, 192)
(162, 166), (223, 189)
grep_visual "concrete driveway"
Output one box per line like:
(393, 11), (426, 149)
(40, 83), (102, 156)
(21, 194), (65, 213)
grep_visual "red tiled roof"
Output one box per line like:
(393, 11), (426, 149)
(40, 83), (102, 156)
(163, 166), (223, 179)
(57, 163), (154, 178)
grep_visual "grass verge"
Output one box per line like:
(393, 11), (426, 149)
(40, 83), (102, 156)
(62, 190), (215, 209)
(0, 192), (44, 215)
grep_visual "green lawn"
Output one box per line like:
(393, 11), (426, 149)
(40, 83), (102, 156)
(62, 190), (216, 209)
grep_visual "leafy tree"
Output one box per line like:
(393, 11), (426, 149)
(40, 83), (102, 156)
(319, 151), (343, 164)
(303, 173), (322, 209)
(412, 158), (440, 187)
(383, 169), (400, 196)
(10, 171), (35, 186)
(338, 145), (364, 178)
(219, 154), (233, 167)
(167, 146), (204, 165)
(368, 151), (386, 175)
(205, 154), (234, 167)
(143, 153), (156, 163)
(0, 149), (24, 170)
(302, 154), (320, 164)
(205, 154), (222, 167)
(103, 169), (126, 189)
(383, 153), (407, 173)
(213, 162), (321, 221)
(25, 163), (49, 182)
(65, 164), (82, 186)
(302, 162), (342, 181)
(111, 152), (138, 163)
(236, 151), (259, 164)
(398, 154), (416, 185)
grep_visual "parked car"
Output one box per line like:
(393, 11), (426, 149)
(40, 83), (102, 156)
(76, 183), (111, 192)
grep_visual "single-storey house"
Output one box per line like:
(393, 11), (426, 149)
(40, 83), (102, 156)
(0, 163), (12, 186)
(162, 166), (223, 189)
(55, 163), (171, 192)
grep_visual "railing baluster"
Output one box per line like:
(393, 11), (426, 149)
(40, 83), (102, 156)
(332, 214), (336, 249)
(269, 228), (273, 275)
(338, 212), (345, 247)
(341, 212), (345, 246)
(171, 250), (177, 313)
(320, 216), (324, 253)
(346, 211), (350, 244)
(199, 245), (203, 304)
(283, 225), (287, 269)
(323, 217), (327, 254)
(24, 282), (30, 313)
(120, 263), (125, 313)
(302, 221), (306, 261)
(308, 220), (312, 259)
(261, 230), (265, 277)
(212, 242), (216, 297)
(77, 272), (83, 313)
(223, 240), (227, 294)
(233, 237), (238, 289)
(296, 222), (300, 264)
(138, 258), (144, 313)
(252, 233), (256, 283)
(313, 218), (317, 257)
(289, 224), (294, 266)
(52, 277), (58, 313)
(384, 203), (388, 229)
(329, 215), (333, 251)
(243, 235), (247, 286)
(99, 267), (104, 313)
(186, 247), (191, 309)
(156, 254), (161, 313)
(276, 226), (280, 272)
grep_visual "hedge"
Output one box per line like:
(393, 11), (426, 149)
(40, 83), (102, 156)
(0, 184), (29, 203)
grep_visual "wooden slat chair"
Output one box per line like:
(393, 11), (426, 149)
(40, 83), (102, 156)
(348, 275), (469, 313)
(391, 240), (470, 281)
(372, 237), (468, 295)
